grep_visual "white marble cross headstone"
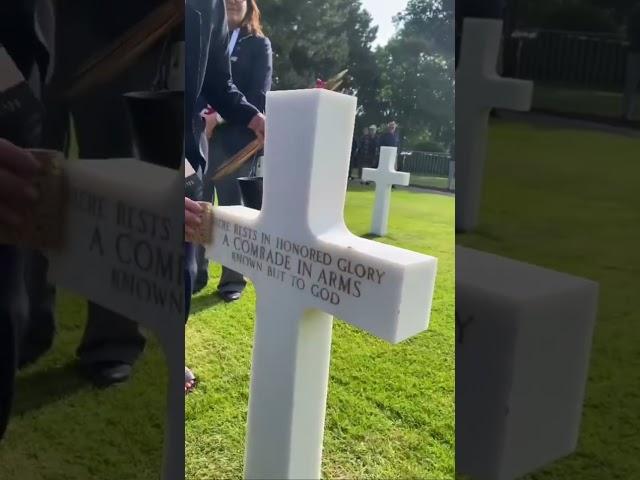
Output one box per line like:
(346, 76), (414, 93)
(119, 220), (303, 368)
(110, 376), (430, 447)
(203, 89), (437, 479)
(39, 158), (184, 480)
(362, 146), (410, 236)
(456, 18), (533, 232)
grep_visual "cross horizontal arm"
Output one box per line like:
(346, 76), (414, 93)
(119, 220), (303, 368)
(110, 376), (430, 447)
(204, 205), (261, 280)
(315, 232), (437, 343)
(362, 168), (410, 186)
(206, 206), (436, 343)
(484, 76), (533, 111)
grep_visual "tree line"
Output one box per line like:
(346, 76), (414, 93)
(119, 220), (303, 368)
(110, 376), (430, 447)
(259, 0), (454, 153)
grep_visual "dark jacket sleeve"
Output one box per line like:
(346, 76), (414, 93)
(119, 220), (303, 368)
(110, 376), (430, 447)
(202, 2), (258, 126)
(242, 36), (272, 113)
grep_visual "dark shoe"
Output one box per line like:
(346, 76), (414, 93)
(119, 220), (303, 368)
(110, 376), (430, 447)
(219, 291), (242, 303)
(193, 270), (209, 294)
(81, 361), (132, 388)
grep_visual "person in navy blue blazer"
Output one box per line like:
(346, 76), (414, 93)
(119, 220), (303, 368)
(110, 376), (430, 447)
(185, 0), (265, 174)
(194, 0), (273, 301)
(184, 0), (266, 312)
(185, 0), (267, 392)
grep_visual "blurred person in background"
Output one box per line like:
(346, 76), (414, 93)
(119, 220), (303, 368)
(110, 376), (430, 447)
(355, 124), (379, 181)
(378, 121), (400, 150)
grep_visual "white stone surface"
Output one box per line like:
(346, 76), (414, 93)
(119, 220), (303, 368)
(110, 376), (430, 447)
(362, 146), (410, 236)
(46, 159), (184, 480)
(204, 89), (438, 479)
(456, 19), (533, 232)
(255, 155), (264, 177)
(47, 159), (184, 332)
(456, 246), (598, 480)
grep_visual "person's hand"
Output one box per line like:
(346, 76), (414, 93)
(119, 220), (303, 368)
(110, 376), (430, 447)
(0, 139), (40, 227)
(203, 112), (219, 139)
(248, 113), (266, 144)
(185, 197), (203, 240)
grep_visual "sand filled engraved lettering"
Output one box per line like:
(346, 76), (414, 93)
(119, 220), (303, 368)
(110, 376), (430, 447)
(66, 184), (184, 314)
(223, 221), (386, 307)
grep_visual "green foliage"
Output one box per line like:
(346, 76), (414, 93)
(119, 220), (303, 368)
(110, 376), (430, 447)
(518, 0), (632, 32)
(395, 0), (454, 57)
(543, 3), (617, 33)
(376, 0), (454, 149)
(413, 139), (447, 153)
(259, 0), (454, 151)
(260, 0), (374, 90)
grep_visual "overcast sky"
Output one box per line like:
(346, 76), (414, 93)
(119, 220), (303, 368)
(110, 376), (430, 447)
(361, 0), (409, 47)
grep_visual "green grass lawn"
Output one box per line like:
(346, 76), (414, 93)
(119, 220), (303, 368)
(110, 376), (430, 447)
(0, 299), (167, 479)
(533, 84), (640, 121)
(409, 175), (452, 191)
(0, 188), (454, 479)
(186, 189), (455, 479)
(458, 119), (640, 479)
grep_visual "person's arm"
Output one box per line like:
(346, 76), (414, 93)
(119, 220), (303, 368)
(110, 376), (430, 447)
(242, 36), (273, 113)
(184, 197), (203, 240)
(0, 139), (40, 227)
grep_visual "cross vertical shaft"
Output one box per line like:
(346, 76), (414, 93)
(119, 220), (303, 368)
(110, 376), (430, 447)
(243, 90), (357, 479)
(362, 147), (409, 236)
(260, 90), (356, 236)
(455, 18), (533, 232)
(244, 299), (333, 479)
(203, 90), (438, 479)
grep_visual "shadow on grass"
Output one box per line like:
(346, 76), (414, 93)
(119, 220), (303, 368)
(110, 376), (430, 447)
(13, 362), (87, 416)
(360, 233), (402, 243)
(362, 233), (382, 240)
(190, 292), (225, 316)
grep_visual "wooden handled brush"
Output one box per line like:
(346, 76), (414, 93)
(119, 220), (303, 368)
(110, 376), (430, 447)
(63, 1), (183, 99)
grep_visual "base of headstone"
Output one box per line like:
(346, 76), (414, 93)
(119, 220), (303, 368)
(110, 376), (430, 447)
(456, 246), (598, 480)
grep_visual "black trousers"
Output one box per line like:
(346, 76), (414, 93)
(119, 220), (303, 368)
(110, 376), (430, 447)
(0, 247), (18, 441)
(195, 126), (253, 293)
(0, 312), (14, 442)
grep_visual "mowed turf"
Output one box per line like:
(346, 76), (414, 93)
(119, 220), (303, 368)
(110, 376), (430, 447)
(185, 189), (455, 479)
(458, 120), (640, 479)
(0, 299), (168, 479)
(0, 188), (454, 479)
